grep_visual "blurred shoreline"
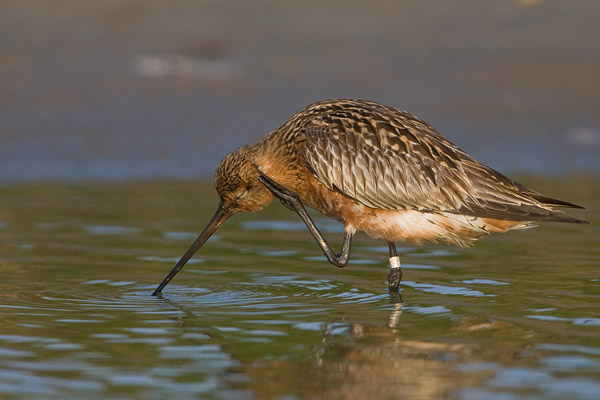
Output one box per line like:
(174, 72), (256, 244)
(1, 0), (599, 182)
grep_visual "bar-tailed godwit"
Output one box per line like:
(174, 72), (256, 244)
(153, 99), (588, 295)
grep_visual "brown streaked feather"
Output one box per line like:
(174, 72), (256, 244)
(283, 99), (587, 224)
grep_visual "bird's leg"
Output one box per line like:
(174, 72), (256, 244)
(387, 241), (402, 291)
(258, 173), (353, 268)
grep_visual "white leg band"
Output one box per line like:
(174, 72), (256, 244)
(389, 256), (401, 269)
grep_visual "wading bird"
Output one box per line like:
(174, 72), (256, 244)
(153, 99), (588, 295)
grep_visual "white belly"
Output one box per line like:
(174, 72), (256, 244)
(345, 207), (534, 247)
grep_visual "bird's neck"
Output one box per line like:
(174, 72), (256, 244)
(251, 128), (306, 192)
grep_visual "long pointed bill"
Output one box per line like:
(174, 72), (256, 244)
(152, 203), (233, 295)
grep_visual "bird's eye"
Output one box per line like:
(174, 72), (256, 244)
(237, 188), (249, 199)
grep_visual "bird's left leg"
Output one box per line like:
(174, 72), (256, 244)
(258, 173), (353, 268)
(387, 242), (402, 291)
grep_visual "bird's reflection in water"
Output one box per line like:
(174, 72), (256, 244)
(308, 318), (497, 399)
(153, 288), (506, 400)
(388, 289), (404, 328)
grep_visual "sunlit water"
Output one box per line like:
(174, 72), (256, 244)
(0, 178), (598, 400)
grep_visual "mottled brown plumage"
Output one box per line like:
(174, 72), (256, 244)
(215, 99), (585, 243)
(153, 99), (587, 294)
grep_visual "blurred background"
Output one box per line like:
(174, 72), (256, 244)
(1, 2), (599, 399)
(1, 0), (599, 183)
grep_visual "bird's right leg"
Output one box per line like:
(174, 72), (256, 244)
(258, 173), (353, 268)
(387, 242), (403, 291)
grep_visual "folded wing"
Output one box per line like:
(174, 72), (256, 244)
(299, 100), (587, 224)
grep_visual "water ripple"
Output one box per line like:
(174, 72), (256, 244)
(240, 219), (341, 233)
(85, 225), (141, 236)
(402, 281), (494, 297)
(526, 315), (600, 327)
(461, 279), (510, 286)
(138, 256), (204, 264)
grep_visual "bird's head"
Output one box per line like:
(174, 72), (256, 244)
(152, 145), (276, 295)
(214, 146), (275, 213)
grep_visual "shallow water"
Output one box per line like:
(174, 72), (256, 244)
(0, 178), (598, 399)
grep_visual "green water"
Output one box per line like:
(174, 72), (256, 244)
(0, 178), (598, 400)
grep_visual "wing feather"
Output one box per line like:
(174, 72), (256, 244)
(297, 99), (586, 223)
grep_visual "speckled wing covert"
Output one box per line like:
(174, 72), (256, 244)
(299, 99), (584, 223)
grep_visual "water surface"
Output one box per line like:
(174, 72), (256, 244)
(0, 178), (598, 399)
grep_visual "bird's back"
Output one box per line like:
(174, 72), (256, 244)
(276, 99), (586, 224)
